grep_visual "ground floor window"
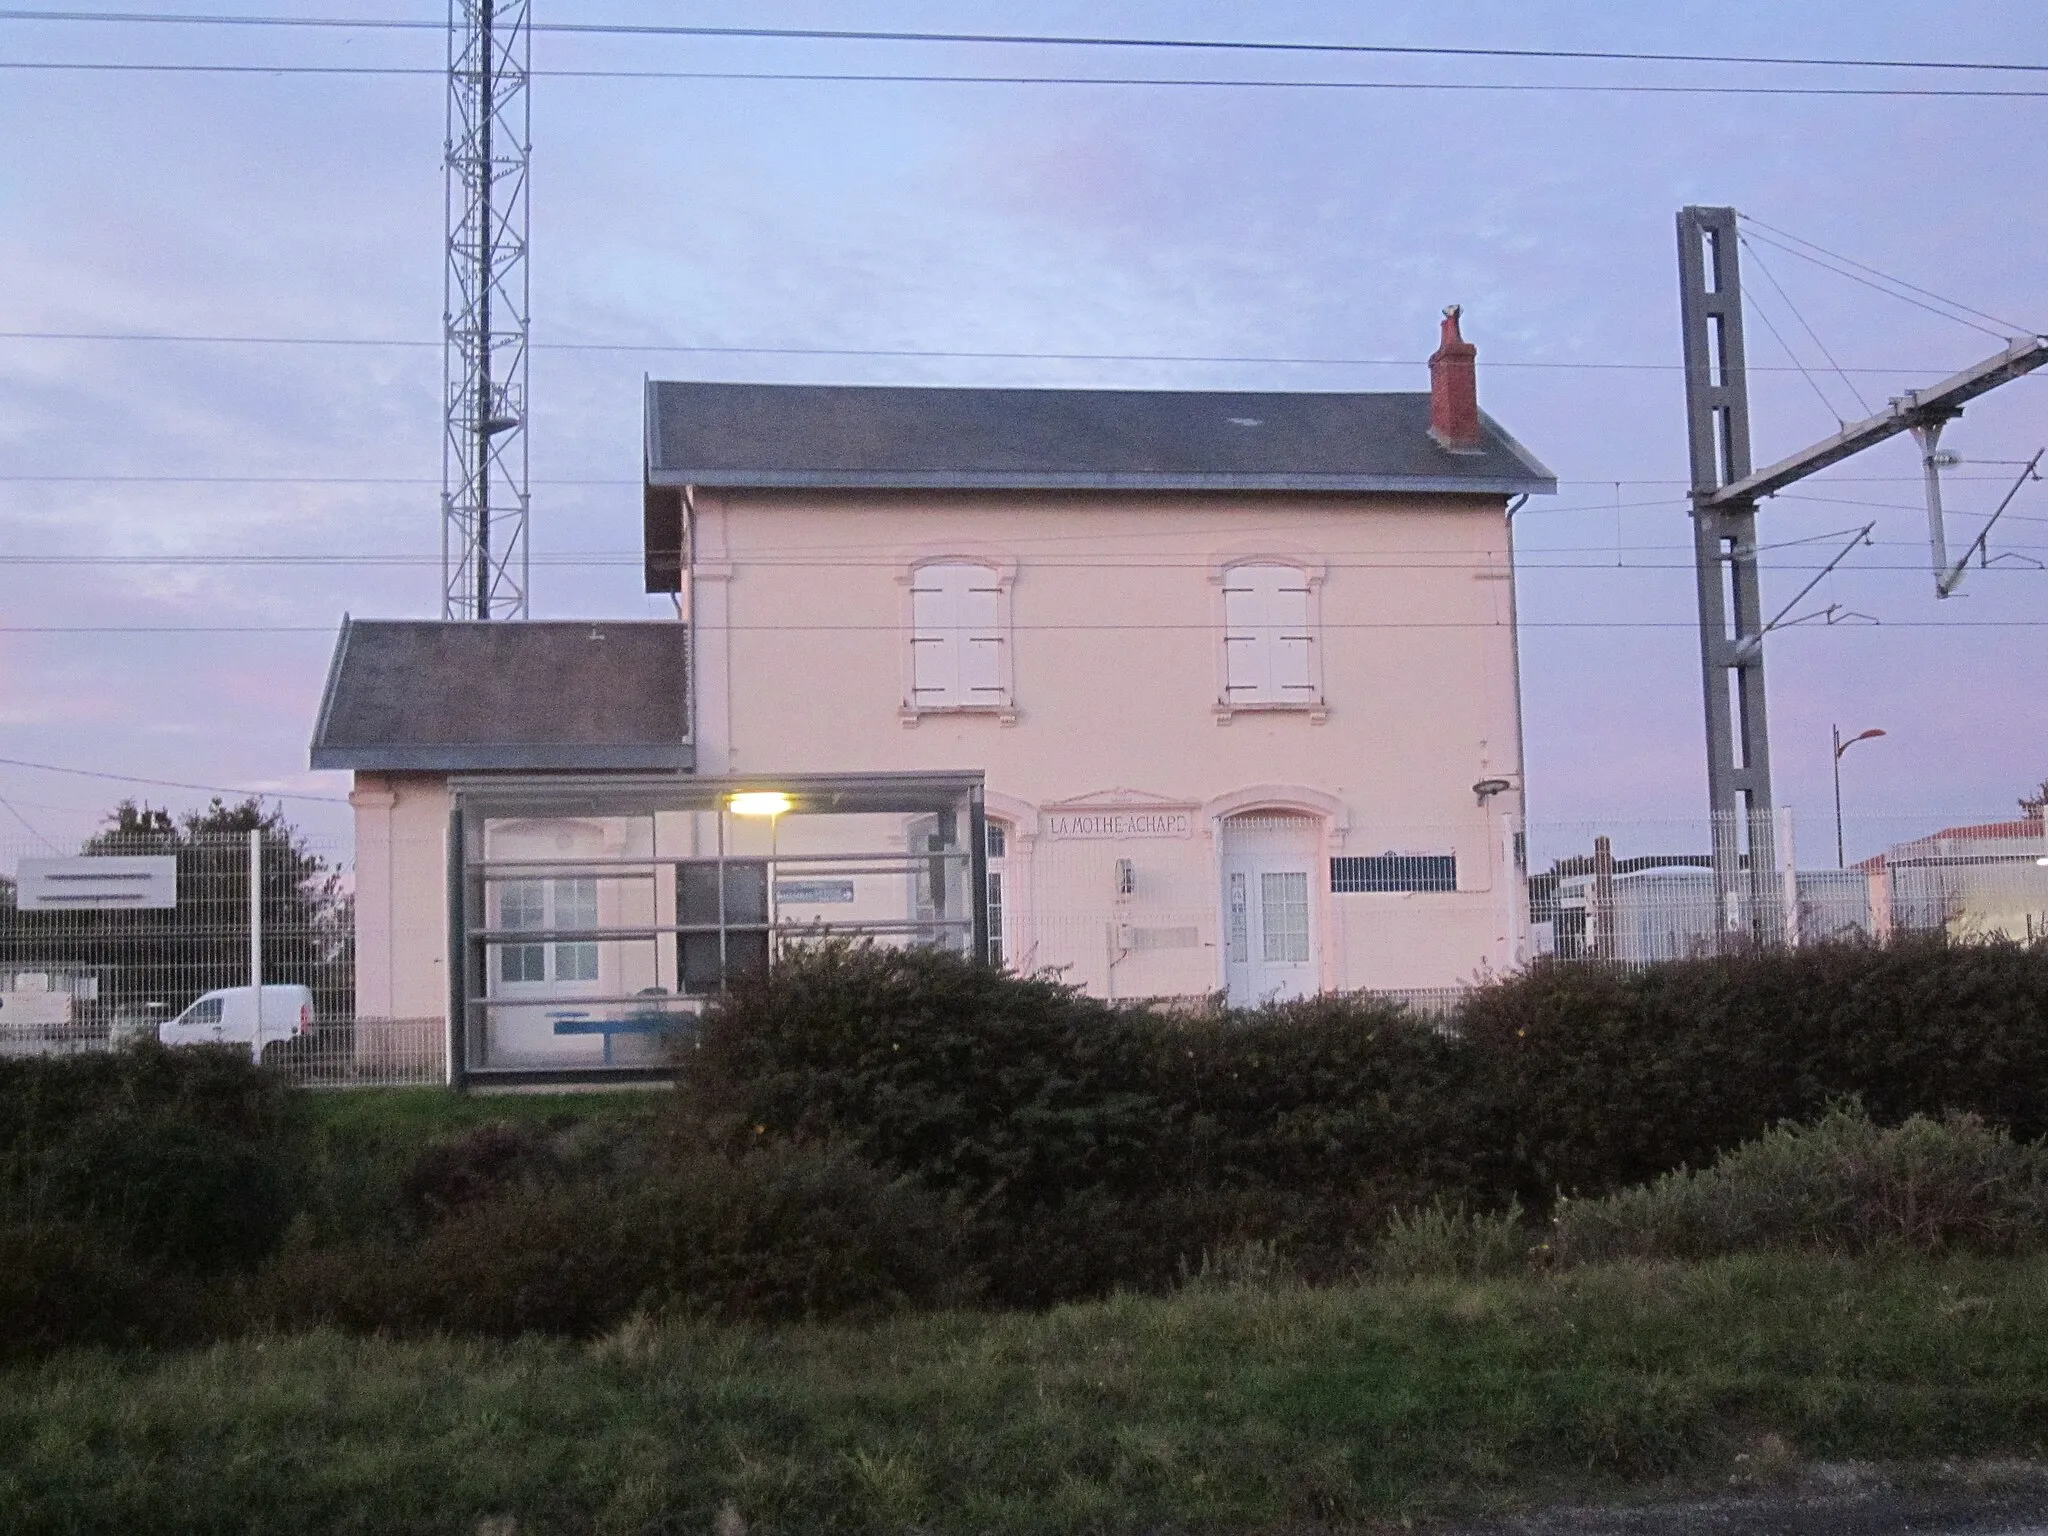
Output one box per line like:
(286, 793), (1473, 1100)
(677, 859), (769, 994)
(986, 819), (1009, 966)
(498, 877), (599, 986)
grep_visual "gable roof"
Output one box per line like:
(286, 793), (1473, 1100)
(309, 619), (691, 773)
(644, 382), (1555, 495)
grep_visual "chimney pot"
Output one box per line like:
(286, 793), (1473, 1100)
(1428, 303), (1482, 454)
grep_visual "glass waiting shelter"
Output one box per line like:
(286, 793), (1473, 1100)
(447, 772), (987, 1088)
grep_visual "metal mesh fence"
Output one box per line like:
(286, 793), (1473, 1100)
(0, 824), (428, 1086)
(5, 805), (2043, 1087)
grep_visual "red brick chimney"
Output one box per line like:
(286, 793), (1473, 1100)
(1428, 304), (1482, 454)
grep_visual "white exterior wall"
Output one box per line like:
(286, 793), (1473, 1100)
(350, 774), (451, 1024)
(693, 487), (1527, 997)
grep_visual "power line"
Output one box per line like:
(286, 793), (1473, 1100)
(1739, 236), (1872, 417)
(1737, 228), (2033, 340)
(1738, 213), (2038, 335)
(0, 753), (347, 804)
(1, 547), (2040, 570)
(0, 794), (62, 852)
(0, 473), (2013, 488)
(8, 329), (2043, 374)
(5, 620), (2044, 634)
(3, 10), (2045, 75)
(4, 59), (2046, 95)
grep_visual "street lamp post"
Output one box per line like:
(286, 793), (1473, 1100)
(1832, 726), (1887, 868)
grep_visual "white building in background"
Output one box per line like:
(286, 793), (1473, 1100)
(317, 309), (1556, 1049)
(1860, 815), (2048, 942)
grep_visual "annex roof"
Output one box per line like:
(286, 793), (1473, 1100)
(309, 619), (691, 774)
(644, 382), (1556, 496)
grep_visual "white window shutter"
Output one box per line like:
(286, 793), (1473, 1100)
(911, 563), (1005, 707)
(960, 571), (1003, 697)
(1223, 564), (1314, 704)
(1270, 572), (1314, 698)
(911, 568), (960, 703)
(1222, 574), (1268, 697)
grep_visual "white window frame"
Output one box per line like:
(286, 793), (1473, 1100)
(1212, 557), (1327, 723)
(898, 551), (1018, 724)
(985, 818), (1010, 968)
(495, 876), (602, 990)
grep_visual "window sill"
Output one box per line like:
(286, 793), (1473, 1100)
(900, 703), (1019, 728)
(1213, 699), (1327, 725)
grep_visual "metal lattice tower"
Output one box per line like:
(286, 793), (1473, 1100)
(441, 0), (530, 620)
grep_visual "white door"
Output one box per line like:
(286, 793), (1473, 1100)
(1221, 815), (1321, 1005)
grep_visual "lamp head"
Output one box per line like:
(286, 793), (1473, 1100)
(727, 791), (792, 818)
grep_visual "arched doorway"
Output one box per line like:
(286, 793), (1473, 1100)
(1219, 812), (1321, 1004)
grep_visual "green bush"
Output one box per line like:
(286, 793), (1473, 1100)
(646, 1140), (970, 1323)
(1548, 1102), (2048, 1264)
(0, 1041), (299, 1271)
(1461, 936), (2048, 1202)
(1149, 993), (1513, 1210)
(261, 1142), (966, 1336)
(0, 1220), (205, 1359)
(685, 940), (1164, 1210)
(398, 1118), (567, 1226)
(682, 942), (1514, 1303)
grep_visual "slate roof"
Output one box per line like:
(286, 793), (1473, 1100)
(309, 619), (691, 773)
(644, 382), (1555, 495)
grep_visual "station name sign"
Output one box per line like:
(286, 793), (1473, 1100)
(17, 855), (179, 911)
(1044, 810), (1194, 840)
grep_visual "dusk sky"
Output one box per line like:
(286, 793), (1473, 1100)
(2, 1), (2044, 864)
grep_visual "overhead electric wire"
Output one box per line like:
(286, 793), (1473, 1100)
(0, 753), (347, 804)
(1738, 235), (1872, 416)
(5, 328), (2038, 375)
(1737, 228), (2034, 342)
(0, 474), (2017, 488)
(3, 9), (2045, 76)
(1741, 277), (1846, 427)
(5, 619), (2044, 635)
(0, 793), (61, 852)
(1738, 213), (2038, 336)
(8, 552), (2039, 571)
(2, 59), (2044, 95)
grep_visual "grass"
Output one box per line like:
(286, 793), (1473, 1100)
(5, 1253), (2048, 1534)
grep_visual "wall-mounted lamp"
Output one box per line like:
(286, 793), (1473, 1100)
(728, 791), (792, 818)
(1472, 778), (1512, 806)
(1114, 858), (1136, 898)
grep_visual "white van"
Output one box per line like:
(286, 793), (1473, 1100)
(158, 985), (316, 1065)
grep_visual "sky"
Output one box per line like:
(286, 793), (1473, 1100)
(1, 0), (2044, 866)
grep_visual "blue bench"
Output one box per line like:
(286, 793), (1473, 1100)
(548, 1008), (691, 1065)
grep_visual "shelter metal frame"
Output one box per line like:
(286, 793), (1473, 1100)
(446, 772), (987, 1089)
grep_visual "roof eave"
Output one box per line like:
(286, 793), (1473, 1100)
(310, 742), (697, 774)
(646, 468), (1555, 495)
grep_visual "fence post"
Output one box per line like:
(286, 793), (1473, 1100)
(1590, 835), (1614, 961)
(248, 828), (263, 1044)
(1778, 807), (1800, 949)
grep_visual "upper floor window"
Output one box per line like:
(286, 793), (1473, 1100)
(1221, 562), (1319, 710)
(909, 561), (1009, 712)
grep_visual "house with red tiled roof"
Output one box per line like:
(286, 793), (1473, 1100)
(1856, 813), (2048, 941)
